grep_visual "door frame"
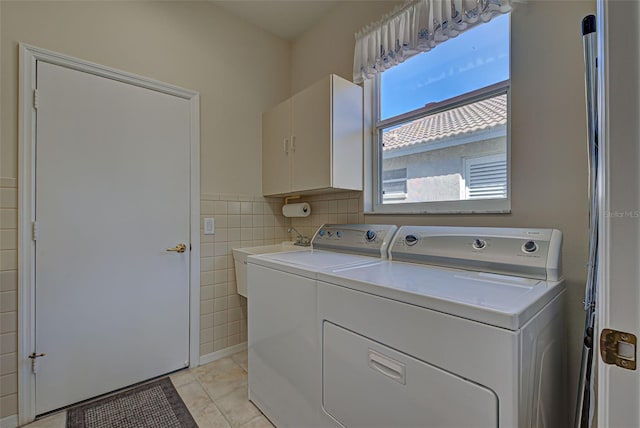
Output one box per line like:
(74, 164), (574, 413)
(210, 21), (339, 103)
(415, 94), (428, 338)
(596, 1), (640, 426)
(17, 44), (201, 425)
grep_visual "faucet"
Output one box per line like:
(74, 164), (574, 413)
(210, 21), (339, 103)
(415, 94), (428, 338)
(288, 227), (310, 246)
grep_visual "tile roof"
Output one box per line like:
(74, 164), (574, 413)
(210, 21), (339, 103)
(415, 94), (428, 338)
(382, 94), (507, 151)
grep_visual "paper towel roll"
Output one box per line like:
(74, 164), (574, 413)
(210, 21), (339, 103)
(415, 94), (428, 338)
(282, 203), (311, 217)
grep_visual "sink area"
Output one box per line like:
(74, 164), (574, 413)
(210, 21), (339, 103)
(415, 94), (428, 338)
(232, 242), (305, 297)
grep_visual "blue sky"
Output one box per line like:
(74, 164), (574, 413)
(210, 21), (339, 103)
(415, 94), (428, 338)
(381, 14), (510, 120)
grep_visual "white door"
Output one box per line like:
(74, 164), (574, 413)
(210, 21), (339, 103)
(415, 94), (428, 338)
(597, 1), (640, 426)
(35, 61), (191, 414)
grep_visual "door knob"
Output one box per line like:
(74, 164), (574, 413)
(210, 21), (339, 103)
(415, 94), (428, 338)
(166, 243), (187, 253)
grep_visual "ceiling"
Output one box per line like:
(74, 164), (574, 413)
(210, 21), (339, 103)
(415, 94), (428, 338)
(212, 1), (341, 41)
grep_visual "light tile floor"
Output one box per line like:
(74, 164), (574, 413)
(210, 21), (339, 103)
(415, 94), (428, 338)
(24, 350), (274, 428)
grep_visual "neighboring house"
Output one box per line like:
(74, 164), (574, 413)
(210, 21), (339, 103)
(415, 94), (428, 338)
(382, 94), (507, 203)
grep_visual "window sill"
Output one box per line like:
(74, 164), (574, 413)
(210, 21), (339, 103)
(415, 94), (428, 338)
(366, 198), (511, 215)
(364, 209), (511, 215)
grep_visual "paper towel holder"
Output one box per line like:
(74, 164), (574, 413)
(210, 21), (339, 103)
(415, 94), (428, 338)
(283, 195), (310, 218)
(282, 202), (310, 217)
(284, 195), (301, 205)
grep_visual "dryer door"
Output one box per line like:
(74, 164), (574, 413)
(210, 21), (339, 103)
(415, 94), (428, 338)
(323, 322), (498, 428)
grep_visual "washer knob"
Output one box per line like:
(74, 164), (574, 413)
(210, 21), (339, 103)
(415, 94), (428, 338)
(318, 229), (325, 237)
(523, 240), (538, 253)
(405, 234), (418, 246)
(327, 231), (333, 237)
(473, 239), (486, 250)
(336, 231), (343, 238)
(365, 230), (376, 242)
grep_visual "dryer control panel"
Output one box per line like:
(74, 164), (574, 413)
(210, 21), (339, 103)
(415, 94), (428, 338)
(312, 224), (398, 259)
(389, 226), (563, 281)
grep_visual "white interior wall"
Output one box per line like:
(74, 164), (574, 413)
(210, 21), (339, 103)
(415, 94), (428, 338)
(0, 0), (291, 196)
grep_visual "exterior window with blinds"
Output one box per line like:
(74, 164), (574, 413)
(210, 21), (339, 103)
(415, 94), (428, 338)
(372, 14), (510, 214)
(463, 154), (508, 200)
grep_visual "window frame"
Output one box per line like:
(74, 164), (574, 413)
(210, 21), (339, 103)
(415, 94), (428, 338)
(369, 78), (511, 215)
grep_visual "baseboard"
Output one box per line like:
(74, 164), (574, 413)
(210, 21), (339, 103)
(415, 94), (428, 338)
(0, 414), (18, 428)
(198, 342), (247, 366)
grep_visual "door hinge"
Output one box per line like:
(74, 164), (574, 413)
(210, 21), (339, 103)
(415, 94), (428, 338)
(29, 352), (46, 374)
(32, 221), (38, 241)
(33, 89), (39, 109)
(600, 328), (637, 370)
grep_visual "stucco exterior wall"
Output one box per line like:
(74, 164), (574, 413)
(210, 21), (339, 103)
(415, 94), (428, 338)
(383, 137), (506, 202)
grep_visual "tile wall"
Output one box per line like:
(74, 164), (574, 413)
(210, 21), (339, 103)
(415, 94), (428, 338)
(198, 190), (365, 358)
(0, 178), (18, 419)
(288, 191), (365, 241)
(198, 194), (292, 356)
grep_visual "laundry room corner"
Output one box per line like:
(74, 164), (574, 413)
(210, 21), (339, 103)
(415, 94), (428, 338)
(289, 0), (596, 419)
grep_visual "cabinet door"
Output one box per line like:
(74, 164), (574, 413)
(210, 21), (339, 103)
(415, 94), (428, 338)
(262, 99), (291, 195)
(291, 76), (331, 192)
(331, 76), (363, 191)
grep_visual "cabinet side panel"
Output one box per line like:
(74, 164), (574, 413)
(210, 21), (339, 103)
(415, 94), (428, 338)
(331, 75), (363, 191)
(291, 76), (332, 192)
(262, 99), (292, 196)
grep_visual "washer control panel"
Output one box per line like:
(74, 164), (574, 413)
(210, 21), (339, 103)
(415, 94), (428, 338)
(312, 224), (398, 258)
(390, 226), (563, 281)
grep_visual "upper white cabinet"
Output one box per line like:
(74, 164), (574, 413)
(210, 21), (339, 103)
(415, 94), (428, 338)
(262, 98), (292, 195)
(262, 74), (363, 196)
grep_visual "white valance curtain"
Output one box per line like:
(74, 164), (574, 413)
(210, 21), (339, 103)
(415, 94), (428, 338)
(353, 0), (512, 84)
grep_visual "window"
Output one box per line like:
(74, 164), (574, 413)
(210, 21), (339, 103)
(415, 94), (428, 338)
(372, 14), (510, 214)
(382, 168), (407, 202)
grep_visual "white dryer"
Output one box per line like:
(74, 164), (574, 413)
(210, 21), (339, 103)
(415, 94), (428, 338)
(317, 226), (567, 428)
(247, 224), (398, 428)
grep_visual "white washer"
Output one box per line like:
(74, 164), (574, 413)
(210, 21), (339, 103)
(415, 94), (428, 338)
(247, 224), (398, 428)
(317, 226), (567, 428)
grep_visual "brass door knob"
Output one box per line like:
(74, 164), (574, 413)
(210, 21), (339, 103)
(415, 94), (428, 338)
(166, 243), (187, 253)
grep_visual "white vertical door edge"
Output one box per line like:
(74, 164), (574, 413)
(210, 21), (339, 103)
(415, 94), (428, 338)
(596, 3), (610, 424)
(597, 1), (640, 427)
(17, 44), (200, 426)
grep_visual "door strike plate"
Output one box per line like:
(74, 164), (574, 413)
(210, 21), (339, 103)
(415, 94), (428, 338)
(600, 328), (637, 370)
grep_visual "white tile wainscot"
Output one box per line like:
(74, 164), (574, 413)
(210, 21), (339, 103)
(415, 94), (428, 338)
(199, 194), (291, 360)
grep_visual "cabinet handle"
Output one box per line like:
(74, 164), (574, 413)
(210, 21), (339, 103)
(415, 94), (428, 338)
(283, 138), (289, 154)
(291, 135), (296, 152)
